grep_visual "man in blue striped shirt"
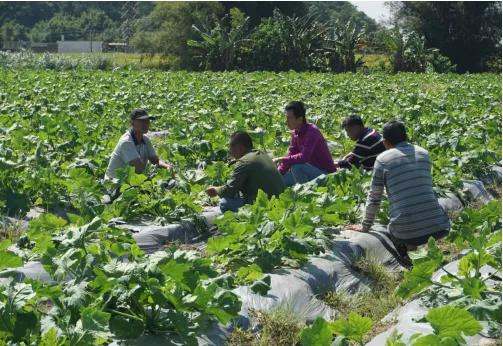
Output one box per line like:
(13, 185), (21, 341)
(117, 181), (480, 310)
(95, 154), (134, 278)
(347, 121), (450, 257)
(335, 115), (386, 170)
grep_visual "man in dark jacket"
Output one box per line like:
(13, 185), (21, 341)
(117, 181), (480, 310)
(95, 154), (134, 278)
(206, 131), (285, 212)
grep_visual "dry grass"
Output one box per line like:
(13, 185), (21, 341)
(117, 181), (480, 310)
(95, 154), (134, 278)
(486, 182), (502, 199)
(227, 308), (304, 346)
(37, 52), (177, 69)
(227, 327), (255, 346)
(322, 256), (404, 342)
(0, 218), (25, 242)
(435, 236), (461, 262)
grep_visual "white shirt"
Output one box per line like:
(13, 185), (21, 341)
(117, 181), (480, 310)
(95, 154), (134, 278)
(105, 130), (157, 179)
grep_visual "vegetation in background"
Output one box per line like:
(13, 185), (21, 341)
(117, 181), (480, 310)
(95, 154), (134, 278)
(1, 1), (500, 72)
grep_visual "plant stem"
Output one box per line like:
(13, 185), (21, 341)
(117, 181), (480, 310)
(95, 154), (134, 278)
(109, 309), (144, 322)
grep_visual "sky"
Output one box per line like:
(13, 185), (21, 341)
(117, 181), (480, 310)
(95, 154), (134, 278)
(349, 1), (391, 23)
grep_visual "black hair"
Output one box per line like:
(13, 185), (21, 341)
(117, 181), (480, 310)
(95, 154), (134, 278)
(285, 101), (306, 123)
(382, 121), (408, 145)
(341, 115), (364, 129)
(230, 131), (253, 151)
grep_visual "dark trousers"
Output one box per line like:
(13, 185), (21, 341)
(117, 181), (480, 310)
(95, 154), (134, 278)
(390, 229), (449, 257)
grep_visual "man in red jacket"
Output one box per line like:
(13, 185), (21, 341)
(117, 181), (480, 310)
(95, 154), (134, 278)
(274, 101), (337, 187)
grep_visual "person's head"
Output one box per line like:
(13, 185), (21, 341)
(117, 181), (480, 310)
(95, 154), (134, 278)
(382, 120), (407, 149)
(285, 101), (307, 130)
(341, 115), (365, 141)
(130, 108), (152, 134)
(229, 131), (253, 159)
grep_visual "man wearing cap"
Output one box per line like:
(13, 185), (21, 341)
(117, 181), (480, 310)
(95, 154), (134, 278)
(105, 109), (172, 180)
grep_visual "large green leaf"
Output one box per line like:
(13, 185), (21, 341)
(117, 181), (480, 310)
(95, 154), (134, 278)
(425, 306), (482, 343)
(0, 240), (22, 270)
(300, 317), (334, 346)
(331, 312), (373, 344)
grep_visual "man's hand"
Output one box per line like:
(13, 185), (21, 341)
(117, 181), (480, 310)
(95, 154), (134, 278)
(158, 161), (172, 170)
(157, 160), (175, 177)
(346, 224), (364, 232)
(272, 157), (284, 164)
(130, 158), (147, 174)
(206, 186), (219, 197)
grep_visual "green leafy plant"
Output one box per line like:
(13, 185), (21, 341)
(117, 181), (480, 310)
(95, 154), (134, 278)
(207, 171), (368, 286)
(387, 306), (482, 346)
(300, 313), (373, 346)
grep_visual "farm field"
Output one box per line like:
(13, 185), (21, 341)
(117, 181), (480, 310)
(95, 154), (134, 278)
(0, 69), (501, 345)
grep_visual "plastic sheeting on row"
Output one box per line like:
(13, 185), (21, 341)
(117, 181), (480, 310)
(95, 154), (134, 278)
(438, 178), (495, 215)
(438, 192), (463, 214)
(0, 173), (499, 345)
(113, 207), (222, 254)
(0, 215), (29, 232)
(109, 321), (229, 346)
(231, 225), (403, 330)
(367, 258), (501, 346)
(109, 226), (406, 345)
(0, 261), (52, 283)
(462, 179), (494, 205)
(481, 164), (502, 186)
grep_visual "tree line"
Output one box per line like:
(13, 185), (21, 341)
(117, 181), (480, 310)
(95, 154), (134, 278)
(0, 1), (500, 73)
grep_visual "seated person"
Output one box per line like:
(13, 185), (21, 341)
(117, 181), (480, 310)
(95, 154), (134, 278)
(347, 121), (450, 261)
(206, 131), (285, 213)
(105, 108), (172, 180)
(335, 115), (386, 170)
(274, 101), (337, 187)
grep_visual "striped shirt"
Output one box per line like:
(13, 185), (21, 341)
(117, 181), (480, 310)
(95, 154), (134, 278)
(362, 142), (450, 240)
(338, 128), (385, 170)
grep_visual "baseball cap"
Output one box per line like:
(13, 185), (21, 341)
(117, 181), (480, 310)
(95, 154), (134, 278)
(130, 108), (155, 121)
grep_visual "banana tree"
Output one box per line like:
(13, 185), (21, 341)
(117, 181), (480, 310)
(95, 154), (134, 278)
(325, 19), (366, 72)
(188, 14), (249, 71)
(271, 9), (330, 71)
(383, 27), (430, 72)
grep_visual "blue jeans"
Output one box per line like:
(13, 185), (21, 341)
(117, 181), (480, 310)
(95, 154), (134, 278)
(282, 163), (327, 187)
(219, 197), (245, 213)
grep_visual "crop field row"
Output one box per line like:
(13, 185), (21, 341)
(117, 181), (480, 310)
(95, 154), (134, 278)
(0, 69), (500, 345)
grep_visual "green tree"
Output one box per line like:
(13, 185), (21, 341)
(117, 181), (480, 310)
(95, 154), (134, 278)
(389, 1), (502, 72)
(188, 8), (250, 71)
(1, 20), (28, 46)
(325, 19), (366, 72)
(77, 9), (116, 41)
(132, 1), (224, 68)
(382, 27), (429, 72)
(242, 9), (328, 71)
(382, 27), (455, 73)
(29, 21), (50, 42)
(221, 2), (308, 27)
(43, 13), (81, 41)
(307, 1), (378, 33)
(239, 17), (284, 71)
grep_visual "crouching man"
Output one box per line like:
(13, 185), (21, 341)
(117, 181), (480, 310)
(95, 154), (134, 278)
(206, 131), (285, 213)
(274, 101), (337, 187)
(335, 115), (385, 170)
(105, 108), (172, 180)
(347, 121), (450, 261)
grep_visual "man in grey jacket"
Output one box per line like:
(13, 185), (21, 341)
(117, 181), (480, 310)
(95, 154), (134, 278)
(347, 121), (450, 257)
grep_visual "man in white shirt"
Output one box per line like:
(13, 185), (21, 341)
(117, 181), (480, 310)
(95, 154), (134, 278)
(105, 109), (172, 180)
